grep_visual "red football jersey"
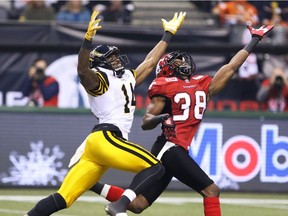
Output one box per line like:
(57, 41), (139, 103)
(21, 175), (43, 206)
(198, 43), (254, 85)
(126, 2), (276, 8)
(148, 75), (212, 150)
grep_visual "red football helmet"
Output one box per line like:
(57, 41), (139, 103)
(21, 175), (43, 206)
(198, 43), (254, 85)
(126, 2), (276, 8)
(156, 51), (196, 78)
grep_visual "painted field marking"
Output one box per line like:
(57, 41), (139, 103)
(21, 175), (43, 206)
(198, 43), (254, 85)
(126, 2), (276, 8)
(1, 195), (288, 205)
(0, 208), (75, 216)
(0, 195), (287, 215)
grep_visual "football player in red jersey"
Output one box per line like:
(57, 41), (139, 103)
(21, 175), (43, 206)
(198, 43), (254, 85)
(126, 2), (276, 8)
(90, 25), (274, 216)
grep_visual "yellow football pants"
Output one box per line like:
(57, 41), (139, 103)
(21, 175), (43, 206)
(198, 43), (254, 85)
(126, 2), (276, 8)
(58, 130), (159, 207)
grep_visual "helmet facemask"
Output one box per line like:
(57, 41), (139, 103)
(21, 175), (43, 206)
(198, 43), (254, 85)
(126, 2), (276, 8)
(175, 52), (196, 79)
(156, 51), (196, 79)
(89, 45), (129, 78)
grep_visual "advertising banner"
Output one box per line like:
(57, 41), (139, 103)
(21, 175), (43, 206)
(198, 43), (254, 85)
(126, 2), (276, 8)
(0, 110), (287, 192)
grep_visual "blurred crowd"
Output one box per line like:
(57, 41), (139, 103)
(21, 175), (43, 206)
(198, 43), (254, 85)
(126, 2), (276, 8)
(0, 0), (287, 26)
(0, 0), (287, 112)
(0, 0), (135, 23)
(198, 0), (288, 112)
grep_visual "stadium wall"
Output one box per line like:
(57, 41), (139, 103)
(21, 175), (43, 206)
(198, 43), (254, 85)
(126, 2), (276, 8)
(0, 108), (287, 193)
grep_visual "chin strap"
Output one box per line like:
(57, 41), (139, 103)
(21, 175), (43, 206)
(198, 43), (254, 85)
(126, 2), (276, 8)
(114, 68), (125, 78)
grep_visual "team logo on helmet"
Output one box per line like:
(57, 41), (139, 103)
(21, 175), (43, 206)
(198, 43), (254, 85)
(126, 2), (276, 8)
(156, 51), (196, 78)
(156, 52), (177, 78)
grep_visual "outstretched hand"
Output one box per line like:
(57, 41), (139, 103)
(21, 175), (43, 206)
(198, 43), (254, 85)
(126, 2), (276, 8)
(247, 25), (274, 40)
(85, 11), (102, 41)
(162, 12), (186, 35)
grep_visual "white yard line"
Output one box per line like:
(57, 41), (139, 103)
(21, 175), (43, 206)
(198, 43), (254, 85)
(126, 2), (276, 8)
(155, 197), (288, 205)
(0, 195), (287, 215)
(1, 195), (288, 205)
(0, 209), (26, 214)
(231, 203), (288, 210)
(0, 195), (107, 203)
(0, 208), (75, 216)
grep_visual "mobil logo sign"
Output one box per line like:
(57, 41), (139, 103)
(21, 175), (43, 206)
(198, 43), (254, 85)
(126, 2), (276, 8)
(189, 123), (288, 184)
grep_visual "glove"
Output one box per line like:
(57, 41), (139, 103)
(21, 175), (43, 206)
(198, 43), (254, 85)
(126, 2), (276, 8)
(85, 11), (102, 41)
(247, 25), (274, 40)
(161, 12), (186, 35)
(148, 113), (170, 128)
(161, 116), (176, 140)
(157, 113), (170, 122)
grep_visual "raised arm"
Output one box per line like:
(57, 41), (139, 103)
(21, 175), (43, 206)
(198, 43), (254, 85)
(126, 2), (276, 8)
(208, 25), (274, 99)
(77, 11), (102, 91)
(135, 12), (186, 86)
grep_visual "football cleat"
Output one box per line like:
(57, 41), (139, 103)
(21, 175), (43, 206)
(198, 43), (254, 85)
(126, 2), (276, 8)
(105, 202), (127, 216)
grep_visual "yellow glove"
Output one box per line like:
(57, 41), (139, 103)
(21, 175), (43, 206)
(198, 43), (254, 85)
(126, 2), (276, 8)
(85, 11), (102, 41)
(161, 12), (186, 35)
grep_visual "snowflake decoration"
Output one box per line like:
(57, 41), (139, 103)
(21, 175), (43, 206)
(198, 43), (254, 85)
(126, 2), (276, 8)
(0, 141), (68, 186)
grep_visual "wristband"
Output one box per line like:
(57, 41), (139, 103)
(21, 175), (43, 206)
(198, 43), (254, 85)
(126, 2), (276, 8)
(243, 37), (260, 53)
(82, 39), (92, 50)
(161, 31), (173, 43)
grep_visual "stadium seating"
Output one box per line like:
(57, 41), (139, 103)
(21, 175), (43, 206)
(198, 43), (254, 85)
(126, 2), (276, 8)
(131, 1), (218, 27)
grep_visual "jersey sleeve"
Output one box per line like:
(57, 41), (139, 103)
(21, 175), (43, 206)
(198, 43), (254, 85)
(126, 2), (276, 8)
(131, 69), (136, 79)
(86, 71), (110, 97)
(148, 77), (177, 99)
(126, 68), (136, 78)
(192, 75), (212, 93)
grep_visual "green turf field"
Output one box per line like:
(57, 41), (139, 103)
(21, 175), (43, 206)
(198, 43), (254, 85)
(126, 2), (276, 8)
(0, 189), (287, 216)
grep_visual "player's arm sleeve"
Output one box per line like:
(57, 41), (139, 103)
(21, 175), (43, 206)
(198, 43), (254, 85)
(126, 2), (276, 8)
(86, 71), (110, 96)
(131, 69), (136, 79)
(148, 78), (171, 99)
(196, 75), (213, 96)
(201, 76), (213, 92)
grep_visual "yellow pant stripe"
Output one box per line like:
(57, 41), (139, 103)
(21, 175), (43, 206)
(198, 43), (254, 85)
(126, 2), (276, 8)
(104, 131), (159, 165)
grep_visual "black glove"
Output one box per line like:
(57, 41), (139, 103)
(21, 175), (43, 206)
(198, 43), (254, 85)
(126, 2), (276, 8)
(161, 116), (176, 140)
(149, 113), (170, 126)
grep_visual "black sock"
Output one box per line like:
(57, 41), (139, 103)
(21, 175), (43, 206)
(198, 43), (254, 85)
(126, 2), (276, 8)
(128, 163), (165, 194)
(90, 182), (105, 195)
(26, 193), (66, 216)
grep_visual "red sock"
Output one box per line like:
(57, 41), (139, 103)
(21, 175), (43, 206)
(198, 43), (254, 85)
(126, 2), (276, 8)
(204, 197), (221, 216)
(105, 185), (125, 202)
